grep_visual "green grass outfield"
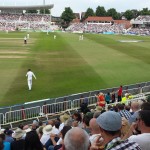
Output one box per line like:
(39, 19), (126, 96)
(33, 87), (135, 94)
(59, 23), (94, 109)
(0, 31), (150, 107)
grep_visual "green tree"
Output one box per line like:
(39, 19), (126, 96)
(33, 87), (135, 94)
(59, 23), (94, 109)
(140, 8), (150, 15)
(40, 9), (50, 14)
(96, 6), (106, 16)
(107, 8), (118, 19)
(124, 10), (134, 20)
(131, 9), (140, 18)
(61, 7), (75, 28)
(84, 8), (95, 19)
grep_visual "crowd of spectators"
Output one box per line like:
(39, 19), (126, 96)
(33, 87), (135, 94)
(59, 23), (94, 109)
(0, 94), (150, 150)
(127, 28), (150, 35)
(0, 13), (58, 31)
(135, 15), (150, 22)
(66, 23), (126, 34)
(66, 15), (150, 36)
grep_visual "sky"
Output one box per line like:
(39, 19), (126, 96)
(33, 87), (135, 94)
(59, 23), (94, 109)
(0, 0), (150, 16)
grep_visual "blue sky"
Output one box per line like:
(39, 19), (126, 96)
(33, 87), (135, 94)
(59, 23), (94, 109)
(0, 0), (150, 16)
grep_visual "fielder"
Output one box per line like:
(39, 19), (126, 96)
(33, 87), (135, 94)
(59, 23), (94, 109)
(26, 69), (36, 90)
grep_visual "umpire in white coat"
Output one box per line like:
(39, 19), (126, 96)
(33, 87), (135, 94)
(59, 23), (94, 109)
(26, 69), (36, 90)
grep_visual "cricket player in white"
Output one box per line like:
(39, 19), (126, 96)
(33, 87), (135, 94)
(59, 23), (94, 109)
(26, 69), (36, 90)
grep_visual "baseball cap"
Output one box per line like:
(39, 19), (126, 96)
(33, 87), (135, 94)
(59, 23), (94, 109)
(96, 111), (121, 131)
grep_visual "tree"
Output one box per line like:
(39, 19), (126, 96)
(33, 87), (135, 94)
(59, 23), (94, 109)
(84, 8), (95, 19)
(140, 8), (150, 15)
(96, 6), (106, 16)
(107, 8), (119, 19)
(61, 7), (75, 28)
(131, 9), (140, 18)
(124, 10), (134, 20)
(40, 9), (50, 14)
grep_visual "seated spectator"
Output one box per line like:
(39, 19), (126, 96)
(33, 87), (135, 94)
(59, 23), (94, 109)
(63, 127), (90, 150)
(117, 103), (131, 120)
(89, 118), (101, 144)
(121, 117), (130, 138)
(24, 130), (45, 150)
(91, 111), (141, 150)
(93, 111), (101, 118)
(48, 125), (72, 150)
(129, 101), (141, 125)
(59, 113), (70, 132)
(72, 112), (82, 128)
(40, 125), (52, 146)
(82, 113), (93, 135)
(0, 133), (11, 150)
(4, 129), (14, 143)
(45, 121), (60, 150)
(125, 110), (150, 150)
(11, 128), (25, 150)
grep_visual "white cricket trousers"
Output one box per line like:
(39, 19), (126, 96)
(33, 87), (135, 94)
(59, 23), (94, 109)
(27, 79), (32, 90)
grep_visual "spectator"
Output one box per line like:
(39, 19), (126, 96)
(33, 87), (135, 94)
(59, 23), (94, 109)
(121, 117), (130, 138)
(105, 92), (111, 104)
(90, 111), (141, 150)
(126, 110), (150, 150)
(48, 125), (72, 150)
(40, 125), (52, 146)
(93, 111), (101, 118)
(89, 118), (101, 144)
(0, 133), (11, 150)
(24, 130), (45, 150)
(63, 127), (90, 150)
(111, 90), (116, 103)
(11, 128), (25, 150)
(118, 103), (131, 120)
(129, 102), (140, 124)
(82, 113), (93, 135)
(80, 102), (90, 114)
(4, 129), (14, 143)
(117, 85), (123, 102)
(59, 113), (70, 132)
(95, 92), (105, 108)
(72, 112), (82, 128)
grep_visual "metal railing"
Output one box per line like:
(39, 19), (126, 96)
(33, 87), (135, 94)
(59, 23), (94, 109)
(0, 82), (150, 126)
(5, 106), (41, 124)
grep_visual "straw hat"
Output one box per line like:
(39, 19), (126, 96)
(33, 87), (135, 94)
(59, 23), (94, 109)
(43, 125), (52, 135)
(60, 113), (70, 123)
(12, 128), (25, 139)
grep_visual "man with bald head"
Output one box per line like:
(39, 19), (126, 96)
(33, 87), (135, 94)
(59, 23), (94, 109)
(89, 118), (101, 144)
(129, 101), (140, 124)
(63, 127), (90, 150)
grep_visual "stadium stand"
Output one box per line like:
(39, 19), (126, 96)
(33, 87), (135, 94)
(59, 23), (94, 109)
(0, 5), (60, 31)
(128, 15), (150, 35)
(66, 16), (130, 34)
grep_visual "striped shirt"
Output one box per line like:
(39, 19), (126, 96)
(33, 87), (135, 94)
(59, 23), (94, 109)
(118, 110), (131, 120)
(105, 137), (141, 150)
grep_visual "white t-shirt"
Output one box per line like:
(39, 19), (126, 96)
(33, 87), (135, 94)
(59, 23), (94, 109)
(26, 71), (36, 80)
(89, 134), (101, 144)
(40, 134), (50, 145)
(128, 133), (150, 150)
